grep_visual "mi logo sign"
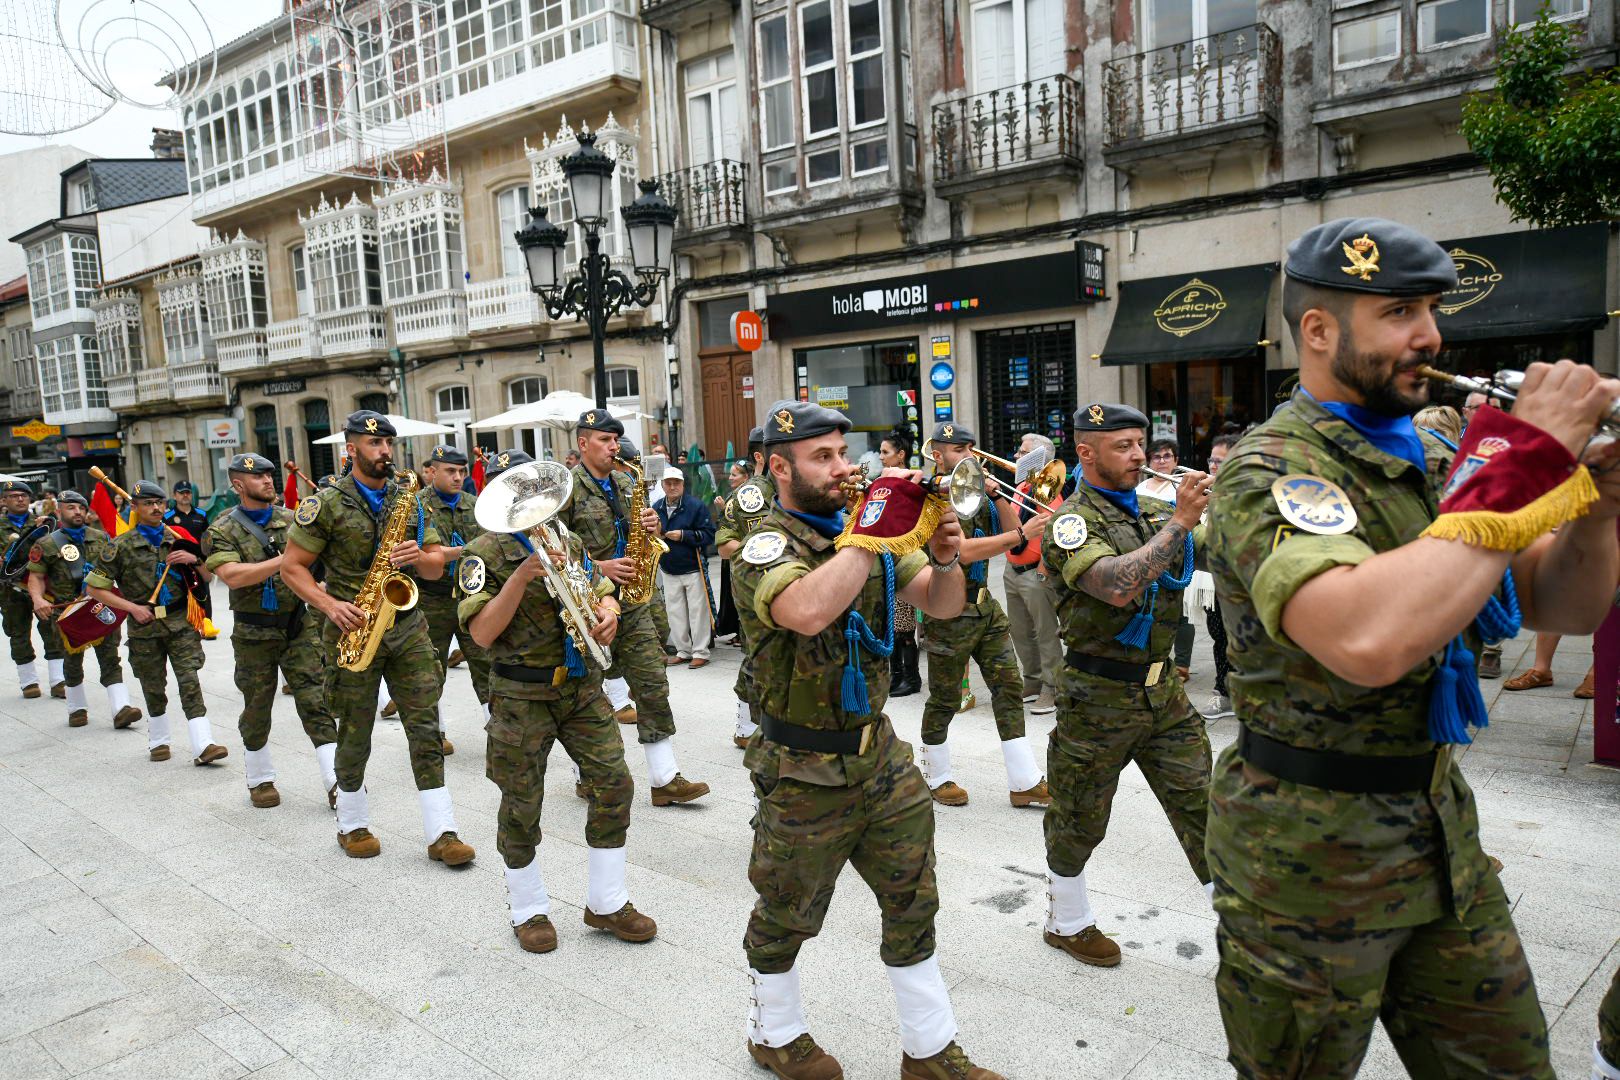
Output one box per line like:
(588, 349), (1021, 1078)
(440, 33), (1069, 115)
(729, 310), (764, 352)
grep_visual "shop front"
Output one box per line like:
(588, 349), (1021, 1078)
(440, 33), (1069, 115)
(1097, 263), (1276, 468)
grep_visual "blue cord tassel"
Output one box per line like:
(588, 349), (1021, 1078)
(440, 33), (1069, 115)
(447, 529), (464, 581)
(1115, 583), (1157, 649)
(261, 579), (279, 612)
(1428, 637), (1485, 745)
(1474, 569), (1520, 644)
(966, 527), (987, 584)
(839, 554), (896, 717)
(564, 635), (586, 677)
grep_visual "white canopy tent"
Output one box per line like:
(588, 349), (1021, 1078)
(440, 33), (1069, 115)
(312, 416), (455, 444)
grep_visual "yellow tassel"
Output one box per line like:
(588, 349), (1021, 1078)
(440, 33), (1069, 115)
(186, 593), (207, 633)
(1422, 465), (1599, 551)
(835, 494), (947, 556)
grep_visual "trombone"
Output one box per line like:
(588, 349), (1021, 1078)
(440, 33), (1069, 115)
(920, 439), (1062, 516)
(1417, 364), (1620, 437)
(474, 460), (614, 668)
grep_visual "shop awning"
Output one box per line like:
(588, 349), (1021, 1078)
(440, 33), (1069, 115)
(1435, 224), (1610, 343)
(1097, 263), (1277, 366)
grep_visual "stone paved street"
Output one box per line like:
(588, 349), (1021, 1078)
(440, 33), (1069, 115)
(1, 575), (1617, 1079)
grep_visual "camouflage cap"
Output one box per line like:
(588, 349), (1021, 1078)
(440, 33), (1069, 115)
(577, 409), (625, 435)
(1285, 217), (1457, 297)
(762, 399), (850, 445)
(343, 410), (396, 438)
(485, 448), (533, 480)
(1073, 402), (1149, 432)
(227, 452), (277, 475)
(428, 443), (468, 466)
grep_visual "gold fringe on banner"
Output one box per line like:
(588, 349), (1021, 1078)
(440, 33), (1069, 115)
(186, 592), (208, 633)
(1422, 465), (1599, 551)
(835, 494), (947, 557)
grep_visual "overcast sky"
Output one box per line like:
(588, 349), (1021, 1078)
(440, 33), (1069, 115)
(0, 2), (280, 160)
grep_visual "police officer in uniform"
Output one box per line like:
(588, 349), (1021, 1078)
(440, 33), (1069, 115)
(1039, 403), (1215, 968)
(416, 442), (491, 755)
(1207, 217), (1620, 1078)
(556, 411), (709, 806)
(167, 480), (215, 638)
(280, 411), (475, 867)
(917, 422), (1051, 808)
(203, 453), (340, 809)
(25, 490), (140, 729)
(714, 424), (771, 748)
(86, 480), (227, 765)
(1, 479), (65, 698)
(734, 400), (1002, 1080)
(458, 448), (658, 953)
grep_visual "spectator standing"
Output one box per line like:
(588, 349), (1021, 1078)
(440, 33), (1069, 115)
(880, 431), (922, 696)
(1414, 404), (1463, 446)
(655, 467), (716, 668)
(1005, 432), (1063, 714)
(1138, 439), (1195, 679)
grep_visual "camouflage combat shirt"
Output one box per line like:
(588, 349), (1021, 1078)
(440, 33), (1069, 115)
(202, 506), (300, 616)
(558, 464), (645, 607)
(1205, 389), (1488, 930)
(733, 505), (926, 786)
(415, 486), (481, 598)
(85, 526), (201, 639)
(456, 530), (611, 677)
(27, 523), (111, 602)
(286, 474), (442, 604)
(714, 475), (777, 550)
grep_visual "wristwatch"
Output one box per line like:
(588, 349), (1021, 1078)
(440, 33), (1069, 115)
(928, 549), (961, 574)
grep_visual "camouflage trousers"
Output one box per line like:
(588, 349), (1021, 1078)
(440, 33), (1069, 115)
(1600, 965), (1620, 1070)
(650, 590), (670, 647)
(1, 590), (63, 665)
(52, 616), (123, 686)
(127, 619), (206, 718)
(605, 601), (676, 744)
(731, 574), (763, 726)
(486, 671), (632, 869)
(322, 610), (444, 792)
(919, 601), (1025, 745)
(745, 726), (938, 974)
(1214, 874), (1553, 1079)
(1045, 666), (1211, 880)
(232, 611), (336, 753)
(420, 590), (490, 705)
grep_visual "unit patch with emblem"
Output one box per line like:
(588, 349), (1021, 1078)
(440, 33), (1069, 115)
(59, 543), (80, 563)
(457, 555), (486, 595)
(1051, 513), (1088, 551)
(736, 483), (766, 515)
(742, 531), (788, 565)
(294, 495), (322, 527)
(1271, 474), (1357, 535)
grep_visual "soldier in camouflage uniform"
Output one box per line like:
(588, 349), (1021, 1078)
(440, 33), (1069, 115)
(556, 411), (708, 806)
(203, 453), (339, 810)
(25, 490), (140, 729)
(0, 479), (65, 698)
(735, 399), (1001, 1080)
(1039, 402), (1214, 969)
(714, 424), (772, 748)
(86, 480), (227, 766)
(917, 422), (1051, 809)
(415, 443), (491, 756)
(280, 410), (475, 867)
(1207, 218), (1620, 1079)
(457, 448), (657, 954)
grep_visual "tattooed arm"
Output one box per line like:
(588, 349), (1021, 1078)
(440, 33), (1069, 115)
(1078, 522), (1191, 608)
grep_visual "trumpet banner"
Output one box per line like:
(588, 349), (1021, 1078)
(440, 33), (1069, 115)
(836, 478), (943, 557)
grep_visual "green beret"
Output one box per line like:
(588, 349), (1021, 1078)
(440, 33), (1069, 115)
(1285, 217), (1457, 297)
(762, 400), (851, 445)
(1073, 402), (1149, 432)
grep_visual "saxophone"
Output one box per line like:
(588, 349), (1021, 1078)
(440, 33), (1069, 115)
(613, 455), (668, 607)
(336, 471), (422, 671)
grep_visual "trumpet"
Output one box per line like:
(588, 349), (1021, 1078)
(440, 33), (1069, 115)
(475, 460), (613, 669)
(841, 456), (988, 521)
(1417, 364), (1620, 436)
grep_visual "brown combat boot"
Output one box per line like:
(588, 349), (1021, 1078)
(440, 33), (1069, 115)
(1044, 924), (1121, 967)
(113, 705), (141, 729)
(194, 744), (229, 766)
(901, 1041), (1004, 1079)
(281, 683), (293, 695)
(428, 832), (476, 866)
(338, 828), (381, 858)
(447, 648), (465, 668)
(381, 699), (398, 717)
(149, 745), (170, 762)
(1010, 780), (1050, 809)
(583, 902), (656, 942)
(513, 914), (556, 953)
(440, 737), (455, 756)
(22, 684), (40, 699)
(733, 734), (750, 749)
(930, 782), (969, 807)
(50, 682), (65, 699)
(748, 1035), (844, 1080)
(614, 704), (637, 725)
(68, 710), (88, 728)
(651, 774), (710, 806)
(250, 782), (281, 808)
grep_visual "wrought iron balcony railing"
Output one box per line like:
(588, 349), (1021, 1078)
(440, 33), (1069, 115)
(658, 160), (748, 239)
(1102, 24), (1281, 148)
(933, 73), (1083, 187)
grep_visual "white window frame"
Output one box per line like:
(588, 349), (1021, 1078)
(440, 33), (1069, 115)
(300, 194), (384, 315)
(8, 327), (33, 388)
(799, 1), (840, 140)
(685, 53), (740, 165)
(201, 233), (269, 333)
(376, 175), (464, 302)
(494, 183), (532, 279)
(290, 244), (310, 316)
(845, 0), (885, 131)
(69, 235), (100, 310)
(92, 291), (144, 378)
(25, 237), (69, 319)
(1334, 10), (1401, 69)
(758, 14), (795, 153)
(1510, 0), (1587, 24)
(1417, 0), (1490, 51)
(75, 178), (96, 213)
(506, 374), (552, 458)
(435, 382), (473, 450)
(158, 270), (210, 367)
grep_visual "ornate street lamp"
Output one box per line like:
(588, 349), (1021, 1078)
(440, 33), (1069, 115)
(515, 132), (679, 408)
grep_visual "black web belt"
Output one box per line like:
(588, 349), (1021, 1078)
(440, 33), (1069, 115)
(1236, 725), (1441, 795)
(761, 714), (876, 755)
(1065, 649), (1164, 687)
(235, 610), (296, 629)
(492, 661), (570, 687)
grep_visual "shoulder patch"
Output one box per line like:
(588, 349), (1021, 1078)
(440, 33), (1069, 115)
(458, 555), (486, 595)
(1271, 474), (1357, 535)
(741, 531), (788, 566)
(1051, 513), (1088, 551)
(736, 483), (766, 514)
(294, 495), (321, 527)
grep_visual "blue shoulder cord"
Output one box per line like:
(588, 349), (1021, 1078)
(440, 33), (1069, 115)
(1429, 569), (1520, 745)
(513, 531), (589, 677)
(1115, 531), (1196, 649)
(841, 552), (896, 715)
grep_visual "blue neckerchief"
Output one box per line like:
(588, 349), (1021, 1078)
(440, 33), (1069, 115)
(136, 523), (165, 548)
(1420, 428), (1459, 452)
(1306, 390), (1426, 474)
(5, 513), (28, 529)
(781, 502), (846, 539)
(354, 480), (387, 516)
(136, 525), (180, 606)
(440, 490), (461, 510)
(240, 506), (273, 527)
(62, 525), (86, 544)
(514, 531), (586, 677)
(1084, 478), (1139, 519)
(1429, 569), (1521, 746)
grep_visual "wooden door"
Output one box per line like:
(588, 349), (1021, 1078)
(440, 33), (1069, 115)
(701, 352), (754, 461)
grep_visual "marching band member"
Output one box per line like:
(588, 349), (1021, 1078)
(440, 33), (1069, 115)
(459, 449), (657, 953)
(202, 453), (339, 809)
(1, 479), (65, 698)
(715, 425), (770, 748)
(416, 443), (492, 754)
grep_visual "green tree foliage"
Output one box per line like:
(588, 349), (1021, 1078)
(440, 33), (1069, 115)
(1460, 4), (1620, 226)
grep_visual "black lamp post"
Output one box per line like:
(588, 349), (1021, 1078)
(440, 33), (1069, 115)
(514, 132), (678, 409)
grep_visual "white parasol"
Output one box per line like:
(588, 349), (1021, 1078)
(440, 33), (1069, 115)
(469, 391), (635, 432)
(313, 415), (455, 444)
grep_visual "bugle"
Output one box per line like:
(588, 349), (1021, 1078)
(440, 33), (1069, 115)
(920, 440), (1058, 516)
(1417, 364), (1620, 437)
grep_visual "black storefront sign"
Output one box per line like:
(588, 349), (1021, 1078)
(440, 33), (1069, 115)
(1434, 224), (1609, 342)
(1099, 263), (1277, 366)
(262, 377), (307, 395)
(767, 246), (1090, 338)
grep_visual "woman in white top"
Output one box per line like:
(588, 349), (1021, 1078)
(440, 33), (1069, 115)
(1139, 439), (1181, 502)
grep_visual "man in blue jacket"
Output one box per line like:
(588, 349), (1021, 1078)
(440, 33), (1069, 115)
(654, 467), (715, 668)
